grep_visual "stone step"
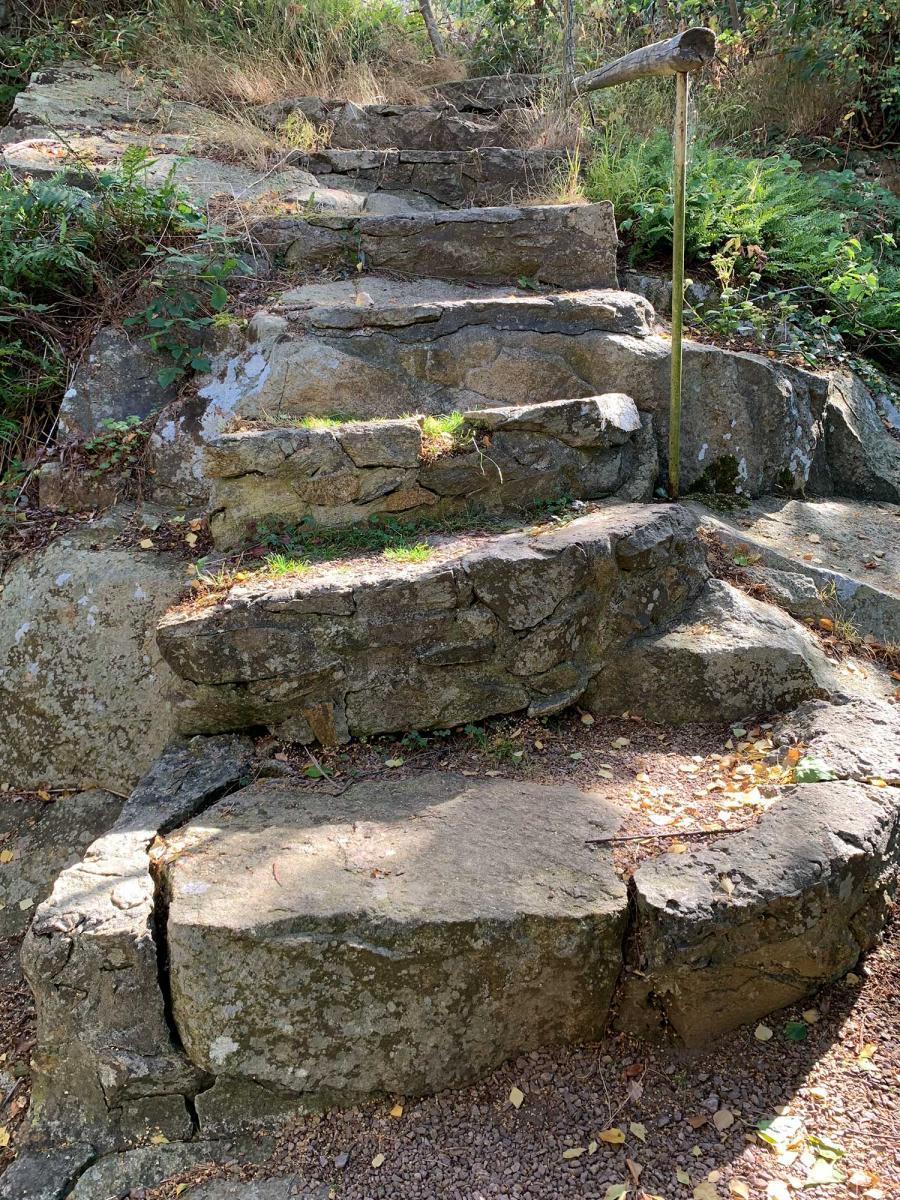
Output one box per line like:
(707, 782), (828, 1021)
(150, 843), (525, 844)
(433, 73), (541, 113)
(693, 496), (900, 645)
(205, 395), (657, 548)
(158, 772), (627, 1104)
(254, 201), (617, 288)
(149, 283), (653, 505)
(255, 96), (509, 152)
(286, 147), (566, 208)
(156, 504), (708, 744)
(586, 577), (895, 723)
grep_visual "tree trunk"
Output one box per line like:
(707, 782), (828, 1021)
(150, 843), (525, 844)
(727, 0), (742, 31)
(418, 0), (447, 58)
(560, 0), (577, 109)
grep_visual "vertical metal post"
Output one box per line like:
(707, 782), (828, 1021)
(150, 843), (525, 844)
(668, 70), (689, 499)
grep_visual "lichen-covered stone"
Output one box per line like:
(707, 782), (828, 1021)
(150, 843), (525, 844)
(774, 697), (900, 784)
(586, 579), (835, 722)
(825, 372), (900, 502)
(58, 327), (178, 437)
(631, 780), (900, 1043)
(0, 1145), (93, 1200)
(160, 773), (627, 1101)
(204, 398), (655, 547)
(22, 736), (255, 1148)
(0, 511), (187, 790)
(157, 505), (708, 743)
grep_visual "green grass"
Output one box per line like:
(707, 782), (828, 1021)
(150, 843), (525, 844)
(382, 541), (431, 563)
(584, 127), (900, 367)
(264, 551), (311, 576)
(420, 412), (465, 439)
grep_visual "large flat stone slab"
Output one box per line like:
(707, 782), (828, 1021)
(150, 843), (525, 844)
(205, 396), (656, 547)
(160, 773), (627, 1101)
(433, 74), (540, 113)
(632, 779), (900, 1044)
(257, 203), (618, 288)
(696, 496), (900, 644)
(157, 504), (708, 744)
(22, 736), (255, 1148)
(774, 696), (900, 785)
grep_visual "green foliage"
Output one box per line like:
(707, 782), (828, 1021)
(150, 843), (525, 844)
(81, 416), (148, 476)
(585, 130), (900, 366)
(0, 148), (241, 480)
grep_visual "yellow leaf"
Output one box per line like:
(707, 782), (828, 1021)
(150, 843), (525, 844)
(0, 1128), (9, 1148)
(848, 1170), (877, 1187)
(719, 875), (735, 895)
(802, 1008), (819, 1024)
(588, 1140), (598, 1154)
(18, 897), (33, 911)
(844, 972), (861, 985)
(508, 1086), (524, 1110)
(858, 1042), (877, 1060)
(0, 849), (14, 864)
(693, 1184), (720, 1200)
(389, 1103), (403, 1118)
(755, 1023), (774, 1041)
(691, 1146), (703, 1157)
(728, 1182), (750, 1199)
(185, 532), (198, 547)
(808, 1086), (829, 1103)
(371, 1153), (385, 1169)
(175, 1187), (187, 1196)
(139, 538), (155, 550)
(599, 1127), (626, 1144)
(149, 1133), (168, 1144)
(765, 1182), (792, 1200)
(604, 1185), (629, 1200)
(563, 1147), (586, 1160)
(580, 712), (595, 726)
(629, 1121), (647, 1142)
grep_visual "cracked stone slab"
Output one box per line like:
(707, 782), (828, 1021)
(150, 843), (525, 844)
(774, 697), (900, 785)
(258, 203), (619, 289)
(160, 773), (627, 1102)
(157, 504), (708, 744)
(694, 496), (900, 644)
(66, 1142), (239, 1200)
(185, 1181), (329, 1200)
(632, 779), (900, 1044)
(204, 398), (656, 547)
(586, 578), (838, 723)
(22, 735), (255, 1148)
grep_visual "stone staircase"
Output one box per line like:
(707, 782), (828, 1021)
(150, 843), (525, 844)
(4, 63), (900, 1185)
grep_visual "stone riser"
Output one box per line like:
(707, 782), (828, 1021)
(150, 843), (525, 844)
(157, 506), (708, 744)
(289, 147), (566, 208)
(254, 202), (618, 290)
(204, 396), (657, 548)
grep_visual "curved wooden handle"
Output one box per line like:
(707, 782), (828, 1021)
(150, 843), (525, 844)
(574, 27), (716, 94)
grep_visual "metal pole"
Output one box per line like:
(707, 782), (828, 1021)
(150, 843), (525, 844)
(668, 70), (689, 499)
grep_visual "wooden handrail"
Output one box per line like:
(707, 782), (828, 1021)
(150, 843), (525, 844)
(573, 27), (716, 95)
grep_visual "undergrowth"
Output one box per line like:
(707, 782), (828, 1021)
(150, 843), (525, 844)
(0, 147), (243, 488)
(585, 129), (900, 370)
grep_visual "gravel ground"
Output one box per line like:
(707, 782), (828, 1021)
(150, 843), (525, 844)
(141, 919), (898, 1200)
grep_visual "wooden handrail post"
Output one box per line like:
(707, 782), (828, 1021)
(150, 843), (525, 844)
(669, 70), (689, 499)
(571, 27), (716, 500)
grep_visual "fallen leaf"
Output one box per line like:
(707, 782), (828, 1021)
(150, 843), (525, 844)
(150, 1133), (168, 1145)
(0, 850), (14, 864)
(784, 1020), (808, 1042)
(184, 532), (198, 547)
(371, 1153), (385, 1169)
(802, 1008), (820, 1024)
(599, 1127), (626, 1144)
(612, 737), (631, 750)
(808, 1086), (829, 1103)
(713, 1108), (734, 1132)
(580, 712), (595, 726)
(389, 1103), (403, 1118)
(719, 874), (735, 895)
(858, 1043), (877, 1061)
(629, 1121), (647, 1142)
(676, 1168), (692, 1185)
(848, 1170), (877, 1187)
(384, 757), (404, 768)
(604, 1185), (629, 1200)
(807, 1133), (845, 1160)
(693, 1184), (720, 1200)
(626, 1158), (643, 1183)
(803, 1157), (845, 1187)
(588, 1140), (598, 1154)
(508, 1086), (524, 1110)
(691, 1145), (703, 1158)
(0, 1128), (9, 1148)
(728, 1183), (751, 1199)
(18, 897), (33, 911)
(139, 538), (155, 549)
(844, 972), (861, 985)
(755, 1023), (774, 1041)
(687, 1114), (708, 1130)
(765, 1183), (792, 1200)
(563, 1146), (586, 1160)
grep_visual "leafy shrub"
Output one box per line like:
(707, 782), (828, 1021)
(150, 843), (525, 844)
(0, 148), (241, 481)
(585, 129), (900, 366)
